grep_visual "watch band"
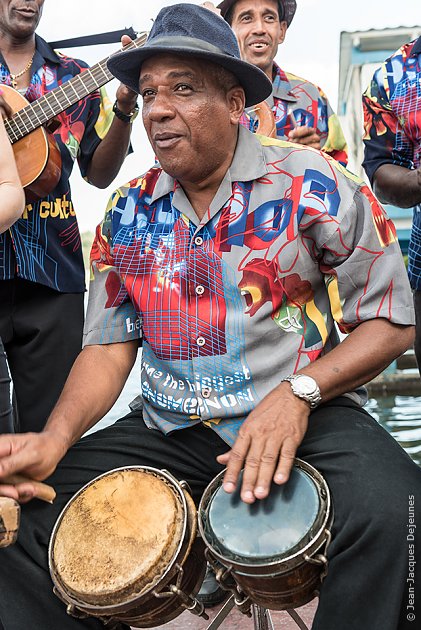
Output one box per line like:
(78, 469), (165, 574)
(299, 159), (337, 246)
(113, 100), (139, 124)
(282, 374), (322, 409)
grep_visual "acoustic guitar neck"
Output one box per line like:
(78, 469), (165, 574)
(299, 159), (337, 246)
(4, 32), (147, 145)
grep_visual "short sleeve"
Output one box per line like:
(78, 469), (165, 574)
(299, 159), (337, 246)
(83, 192), (142, 347)
(362, 67), (413, 183)
(299, 168), (414, 332)
(317, 87), (348, 167)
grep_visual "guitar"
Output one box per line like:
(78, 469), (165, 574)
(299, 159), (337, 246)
(2, 32), (147, 199)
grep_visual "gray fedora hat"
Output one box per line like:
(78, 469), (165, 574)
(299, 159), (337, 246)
(218, 0), (297, 27)
(107, 3), (272, 107)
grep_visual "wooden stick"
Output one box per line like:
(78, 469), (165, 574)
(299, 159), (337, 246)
(0, 497), (20, 548)
(2, 475), (56, 504)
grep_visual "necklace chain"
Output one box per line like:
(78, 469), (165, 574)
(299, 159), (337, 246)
(10, 52), (35, 89)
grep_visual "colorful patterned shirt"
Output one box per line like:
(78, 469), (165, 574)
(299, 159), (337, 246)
(84, 127), (414, 446)
(362, 37), (421, 289)
(240, 62), (348, 166)
(0, 35), (114, 293)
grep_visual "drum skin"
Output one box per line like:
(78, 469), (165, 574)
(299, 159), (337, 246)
(199, 459), (332, 610)
(49, 467), (206, 627)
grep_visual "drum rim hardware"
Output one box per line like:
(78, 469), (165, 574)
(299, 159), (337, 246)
(198, 458), (332, 575)
(48, 466), (208, 625)
(198, 458), (333, 613)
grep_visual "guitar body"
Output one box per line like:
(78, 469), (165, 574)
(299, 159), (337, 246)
(2, 85), (62, 199)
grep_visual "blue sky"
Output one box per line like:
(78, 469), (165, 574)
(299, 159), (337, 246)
(37, 0), (420, 232)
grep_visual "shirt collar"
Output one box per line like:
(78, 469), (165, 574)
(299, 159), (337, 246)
(150, 126), (268, 224)
(271, 62), (297, 103)
(412, 36), (421, 56)
(0, 34), (61, 74)
(32, 34), (62, 74)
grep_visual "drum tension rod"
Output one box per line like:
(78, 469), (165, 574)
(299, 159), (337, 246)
(153, 563), (209, 621)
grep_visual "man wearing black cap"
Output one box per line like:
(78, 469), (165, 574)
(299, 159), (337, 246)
(0, 4), (418, 630)
(218, 0), (348, 165)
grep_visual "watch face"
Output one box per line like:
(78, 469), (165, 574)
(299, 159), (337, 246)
(295, 375), (317, 394)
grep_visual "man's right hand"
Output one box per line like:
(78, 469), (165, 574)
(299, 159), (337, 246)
(288, 125), (321, 150)
(0, 430), (67, 502)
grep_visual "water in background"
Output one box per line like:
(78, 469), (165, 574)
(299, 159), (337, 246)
(366, 395), (421, 466)
(94, 356), (421, 466)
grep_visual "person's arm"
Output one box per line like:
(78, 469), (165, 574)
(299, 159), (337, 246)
(373, 163), (421, 208)
(0, 109), (25, 233)
(86, 35), (138, 189)
(0, 339), (138, 502)
(362, 60), (417, 206)
(86, 83), (138, 188)
(218, 318), (414, 504)
(219, 167), (415, 503)
(288, 87), (348, 166)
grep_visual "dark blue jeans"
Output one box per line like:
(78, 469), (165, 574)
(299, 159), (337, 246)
(0, 398), (420, 630)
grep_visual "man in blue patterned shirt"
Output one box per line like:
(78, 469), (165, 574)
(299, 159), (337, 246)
(0, 6), (419, 630)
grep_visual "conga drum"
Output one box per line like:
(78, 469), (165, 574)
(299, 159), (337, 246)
(49, 466), (207, 627)
(198, 458), (332, 611)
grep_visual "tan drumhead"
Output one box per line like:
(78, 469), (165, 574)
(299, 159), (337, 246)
(51, 468), (185, 606)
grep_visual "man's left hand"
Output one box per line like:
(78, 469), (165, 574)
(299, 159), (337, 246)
(288, 125), (321, 150)
(217, 382), (310, 503)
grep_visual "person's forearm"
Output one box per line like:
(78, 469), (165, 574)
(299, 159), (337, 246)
(44, 341), (138, 450)
(0, 119), (25, 233)
(87, 80), (138, 189)
(373, 164), (421, 208)
(299, 319), (414, 402)
(86, 117), (133, 189)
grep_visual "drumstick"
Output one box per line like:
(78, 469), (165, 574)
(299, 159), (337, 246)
(2, 474), (56, 504)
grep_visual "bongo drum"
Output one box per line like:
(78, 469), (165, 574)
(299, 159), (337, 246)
(48, 467), (207, 627)
(198, 458), (332, 611)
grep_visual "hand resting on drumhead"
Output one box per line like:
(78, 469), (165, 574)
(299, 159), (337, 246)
(217, 318), (414, 504)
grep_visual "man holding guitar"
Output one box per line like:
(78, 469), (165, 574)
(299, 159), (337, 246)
(0, 0), (139, 433)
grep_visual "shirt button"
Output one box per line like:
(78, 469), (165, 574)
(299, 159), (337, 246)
(194, 236), (203, 246)
(196, 336), (206, 347)
(201, 387), (212, 399)
(195, 285), (205, 296)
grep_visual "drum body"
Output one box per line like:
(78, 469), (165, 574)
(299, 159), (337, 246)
(49, 467), (206, 628)
(198, 458), (332, 611)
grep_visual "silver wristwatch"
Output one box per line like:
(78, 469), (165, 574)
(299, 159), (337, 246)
(282, 374), (322, 409)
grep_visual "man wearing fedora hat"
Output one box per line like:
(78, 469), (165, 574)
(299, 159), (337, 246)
(0, 4), (418, 630)
(217, 0), (348, 165)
